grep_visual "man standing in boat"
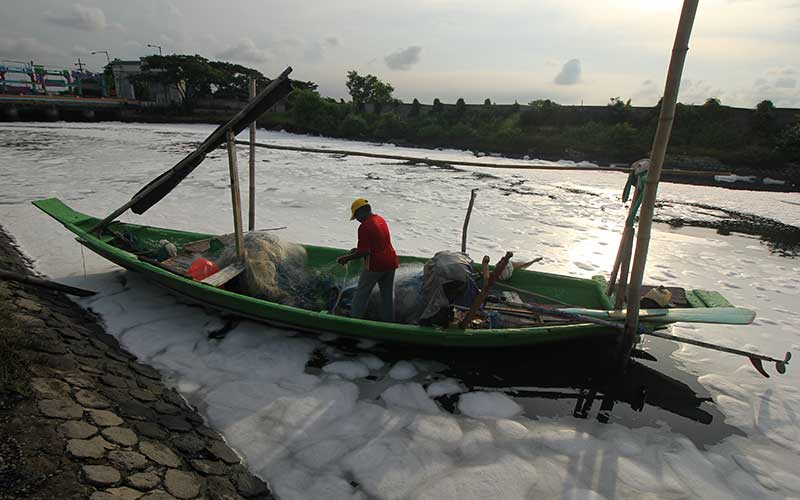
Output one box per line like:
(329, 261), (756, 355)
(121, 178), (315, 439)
(337, 198), (399, 322)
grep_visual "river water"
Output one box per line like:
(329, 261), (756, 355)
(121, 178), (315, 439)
(1, 122), (799, 500)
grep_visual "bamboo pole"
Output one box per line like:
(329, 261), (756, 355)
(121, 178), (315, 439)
(226, 130), (245, 259)
(608, 184), (640, 308)
(236, 140), (728, 178)
(0, 270), (96, 297)
(621, 0), (699, 365)
(606, 225), (630, 294)
(248, 76), (257, 231)
(614, 229), (635, 310)
(606, 185), (640, 296)
(461, 189), (478, 253)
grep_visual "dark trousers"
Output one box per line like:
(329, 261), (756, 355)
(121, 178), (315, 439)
(351, 269), (395, 322)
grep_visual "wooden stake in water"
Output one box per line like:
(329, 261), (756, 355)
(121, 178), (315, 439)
(461, 189), (477, 253)
(226, 130), (245, 260)
(248, 76), (257, 231)
(622, 0), (699, 365)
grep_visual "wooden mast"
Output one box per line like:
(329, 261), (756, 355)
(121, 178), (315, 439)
(226, 130), (245, 259)
(248, 76), (257, 231)
(620, 0), (699, 364)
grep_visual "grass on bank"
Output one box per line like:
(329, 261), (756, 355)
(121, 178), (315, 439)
(0, 289), (33, 401)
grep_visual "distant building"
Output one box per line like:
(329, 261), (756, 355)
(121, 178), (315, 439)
(110, 60), (141, 99)
(109, 59), (182, 104)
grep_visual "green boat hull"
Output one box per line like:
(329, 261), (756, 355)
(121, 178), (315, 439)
(33, 198), (747, 348)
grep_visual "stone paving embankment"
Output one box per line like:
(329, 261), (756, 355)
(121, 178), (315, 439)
(0, 226), (273, 500)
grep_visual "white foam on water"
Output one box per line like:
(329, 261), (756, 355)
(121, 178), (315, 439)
(459, 391), (523, 419)
(358, 354), (385, 370)
(426, 378), (467, 397)
(323, 361), (370, 380)
(388, 360), (418, 380)
(2, 122), (800, 500)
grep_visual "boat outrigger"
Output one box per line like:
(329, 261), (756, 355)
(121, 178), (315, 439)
(33, 16), (790, 376)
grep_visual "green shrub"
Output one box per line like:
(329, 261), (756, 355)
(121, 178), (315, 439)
(340, 113), (369, 139)
(776, 123), (800, 160)
(417, 123), (445, 144)
(374, 113), (408, 141)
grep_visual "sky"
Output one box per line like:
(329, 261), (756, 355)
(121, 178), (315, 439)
(0, 0), (798, 107)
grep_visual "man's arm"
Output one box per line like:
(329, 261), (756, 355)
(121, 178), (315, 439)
(337, 248), (368, 265)
(338, 223), (370, 265)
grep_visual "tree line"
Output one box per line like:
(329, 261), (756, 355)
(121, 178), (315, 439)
(134, 55), (799, 171)
(278, 73), (798, 171)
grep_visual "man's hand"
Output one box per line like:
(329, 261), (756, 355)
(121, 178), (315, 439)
(337, 254), (351, 266)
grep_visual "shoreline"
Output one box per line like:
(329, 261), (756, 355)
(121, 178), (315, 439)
(0, 226), (274, 500)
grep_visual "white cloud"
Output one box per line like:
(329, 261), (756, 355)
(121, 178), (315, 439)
(554, 59), (581, 85)
(44, 4), (108, 32)
(747, 66), (800, 107)
(325, 36), (340, 48)
(633, 78), (659, 103)
(678, 79), (724, 105)
(304, 41), (324, 62)
(71, 44), (89, 57)
(0, 36), (63, 61)
(217, 38), (271, 64)
(385, 46), (423, 71)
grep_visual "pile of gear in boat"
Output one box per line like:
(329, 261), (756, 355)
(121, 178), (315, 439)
(130, 230), (536, 328)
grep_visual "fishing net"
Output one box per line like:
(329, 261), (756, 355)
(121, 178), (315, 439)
(336, 251), (479, 325)
(214, 231), (334, 309)
(334, 264), (425, 322)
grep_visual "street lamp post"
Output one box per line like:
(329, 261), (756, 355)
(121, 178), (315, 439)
(146, 44), (163, 56)
(91, 50), (111, 64)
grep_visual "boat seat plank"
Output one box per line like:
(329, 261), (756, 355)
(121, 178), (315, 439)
(137, 256), (193, 279)
(182, 238), (213, 254)
(201, 262), (245, 287)
(160, 254), (197, 274)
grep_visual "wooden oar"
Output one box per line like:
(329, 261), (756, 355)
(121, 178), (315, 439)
(506, 300), (790, 377)
(0, 269), (96, 297)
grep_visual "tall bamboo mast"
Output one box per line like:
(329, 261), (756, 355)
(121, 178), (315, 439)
(248, 76), (257, 231)
(620, 0), (699, 363)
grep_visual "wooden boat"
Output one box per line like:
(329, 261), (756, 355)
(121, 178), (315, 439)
(33, 197), (754, 348)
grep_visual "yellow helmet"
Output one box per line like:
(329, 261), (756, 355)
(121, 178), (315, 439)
(350, 198), (369, 220)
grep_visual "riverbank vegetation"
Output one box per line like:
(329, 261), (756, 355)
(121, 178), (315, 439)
(131, 55), (799, 173)
(267, 74), (799, 173)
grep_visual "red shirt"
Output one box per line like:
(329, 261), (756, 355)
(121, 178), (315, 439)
(357, 214), (399, 272)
